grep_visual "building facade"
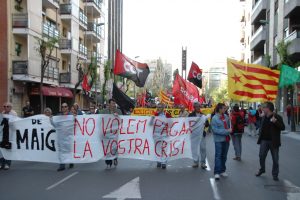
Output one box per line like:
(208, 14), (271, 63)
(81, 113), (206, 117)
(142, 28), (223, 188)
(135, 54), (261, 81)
(240, 0), (300, 111)
(7, 0), (105, 115)
(108, 0), (123, 69)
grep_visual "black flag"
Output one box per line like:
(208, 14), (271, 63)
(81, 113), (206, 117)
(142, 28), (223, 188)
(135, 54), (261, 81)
(114, 50), (150, 87)
(112, 83), (135, 113)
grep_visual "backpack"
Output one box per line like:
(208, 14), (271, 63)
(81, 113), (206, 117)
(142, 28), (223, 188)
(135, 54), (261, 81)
(233, 114), (244, 133)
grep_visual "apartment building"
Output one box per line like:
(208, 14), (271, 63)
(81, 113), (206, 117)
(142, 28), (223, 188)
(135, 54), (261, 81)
(240, 0), (300, 110)
(8, 0), (105, 115)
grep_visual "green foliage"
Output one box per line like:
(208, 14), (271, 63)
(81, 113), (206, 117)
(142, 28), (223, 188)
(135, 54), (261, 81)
(210, 80), (229, 103)
(276, 40), (292, 69)
(102, 60), (112, 101)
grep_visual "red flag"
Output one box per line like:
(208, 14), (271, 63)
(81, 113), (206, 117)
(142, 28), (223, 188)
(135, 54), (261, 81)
(173, 74), (199, 111)
(114, 50), (150, 87)
(82, 75), (91, 91)
(187, 62), (202, 88)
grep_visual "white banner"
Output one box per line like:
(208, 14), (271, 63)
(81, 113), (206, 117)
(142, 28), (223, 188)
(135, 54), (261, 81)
(0, 114), (207, 163)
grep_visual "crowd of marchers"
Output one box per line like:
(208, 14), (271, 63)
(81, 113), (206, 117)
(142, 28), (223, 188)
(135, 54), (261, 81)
(0, 100), (285, 182)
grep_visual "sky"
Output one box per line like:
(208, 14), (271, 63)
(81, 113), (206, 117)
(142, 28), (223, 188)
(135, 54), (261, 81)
(122, 0), (242, 73)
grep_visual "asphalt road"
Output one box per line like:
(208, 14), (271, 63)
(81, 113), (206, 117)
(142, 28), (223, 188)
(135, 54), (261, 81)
(1, 129), (300, 200)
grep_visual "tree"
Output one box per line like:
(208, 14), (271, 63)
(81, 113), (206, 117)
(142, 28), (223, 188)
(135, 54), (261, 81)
(276, 40), (300, 131)
(102, 60), (112, 103)
(35, 36), (58, 113)
(210, 80), (229, 104)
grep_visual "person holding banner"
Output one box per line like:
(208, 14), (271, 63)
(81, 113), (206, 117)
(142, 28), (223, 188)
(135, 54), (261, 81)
(178, 104), (189, 117)
(0, 102), (17, 170)
(100, 99), (122, 168)
(211, 103), (231, 180)
(44, 107), (52, 117)
(188, 102), (209, 169)
(57, 103), (74, 172)
(153, 103), (172, 169)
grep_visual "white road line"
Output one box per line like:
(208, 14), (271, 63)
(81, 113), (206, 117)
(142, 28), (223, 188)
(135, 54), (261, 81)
(284, 180), (300, 200)
(210, 178), (221, 200)
(46, 172), (79, 191)
(206, 158), (211, 171)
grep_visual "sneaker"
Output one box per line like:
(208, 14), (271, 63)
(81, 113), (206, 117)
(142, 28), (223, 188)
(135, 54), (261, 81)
(233, 157), (241, 161)
(214, 174), (220, 180)
(4, 164), (10, 170)
(201, 163), (207, 169)
(57, 167), (65, 172)
(161, 164), (167, 169)
(220, 172), (228, 177)
(273, 176), (279, 181)
(192, 162), (199, 168)
(156, 162), (162, 168)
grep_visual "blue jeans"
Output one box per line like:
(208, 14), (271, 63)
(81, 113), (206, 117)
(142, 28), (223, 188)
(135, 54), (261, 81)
(231, 134), (242, 158)
(214, 141), (229, 174)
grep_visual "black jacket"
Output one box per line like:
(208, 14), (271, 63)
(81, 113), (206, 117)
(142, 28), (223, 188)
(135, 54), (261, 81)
(257, 113), (285, 148)
(188, 111), (209, 137)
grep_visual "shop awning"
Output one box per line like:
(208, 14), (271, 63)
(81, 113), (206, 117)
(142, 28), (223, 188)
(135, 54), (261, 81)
(31, 86), (73, 98)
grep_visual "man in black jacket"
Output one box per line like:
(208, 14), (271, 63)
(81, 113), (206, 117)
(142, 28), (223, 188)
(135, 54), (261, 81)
(189, 102), (209, 169)
(255, 102), (285, 181)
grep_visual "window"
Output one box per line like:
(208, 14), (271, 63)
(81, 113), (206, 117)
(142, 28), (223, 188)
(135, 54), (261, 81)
(284, 27), (289, 38)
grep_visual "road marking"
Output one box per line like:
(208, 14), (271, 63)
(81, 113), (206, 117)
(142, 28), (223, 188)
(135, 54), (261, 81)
(210, 178), (221, 200)
(46, 172), (79, 191)
(206, 158), (211, 171)
(284, 180), (300, 200)
(103, 177), (141, 200)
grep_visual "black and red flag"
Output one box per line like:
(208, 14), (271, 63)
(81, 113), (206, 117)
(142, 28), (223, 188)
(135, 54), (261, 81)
(187, 62), (203, 88)
(114, 50), (150, 87)
(112, 83), (135, 113)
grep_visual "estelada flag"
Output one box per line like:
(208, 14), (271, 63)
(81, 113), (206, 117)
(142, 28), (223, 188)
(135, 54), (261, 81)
(188, 62), (202, 88)
(227, 58), (280, 102)
(173, 74), (199, 111)
(114, 50), (150, 87)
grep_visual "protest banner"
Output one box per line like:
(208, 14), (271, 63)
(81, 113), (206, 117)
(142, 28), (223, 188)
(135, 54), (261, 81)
(132, 107), (214, 117)
(0, 114), (207, 163)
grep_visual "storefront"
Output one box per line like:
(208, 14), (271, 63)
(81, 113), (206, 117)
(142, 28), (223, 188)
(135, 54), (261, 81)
(30, 86), (73, 115)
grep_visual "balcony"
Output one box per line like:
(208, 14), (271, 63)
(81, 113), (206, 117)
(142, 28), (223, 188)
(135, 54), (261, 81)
(79, 10), (88, 30)
(83, 0), (102, 17)
(250, 25), (266, 50)
(42, 0), (59, 9)
(252, 55), (269, 67)
(251, 0), (267, 25)
(240, 30), (245, 43)
(284, 30), (300, 61)
(86, 22), (101, 42)
(42, 23), (59, 38)
(44, 67), (59, 80)
(12, 14), (29, 35)
(59, 73), (71, 83)
(12, 61), (28, 74)
(79, 43), (87, 58)
(59, 4), (72, 15)
(284, 0), (300, 18)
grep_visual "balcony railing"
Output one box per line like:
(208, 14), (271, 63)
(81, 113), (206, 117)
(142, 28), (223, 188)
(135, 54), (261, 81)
(59, 39), (72, 49)
(12, 14), (28, 28)
(79, 44), (87, 56)
(87, 22), (101, 37)
(45, 67), (59, 80)
(59, 72), (71, 83)
(252, 25), (264, 39)
(43, 23), (59, 38)
(284, 30), (300, 43)
(92, 52), (101, 63)
(13, 61), (28, 74)
(83, 0), (102, 9)
(79, 10), (88, 26)
(59, 4), (72, 15)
